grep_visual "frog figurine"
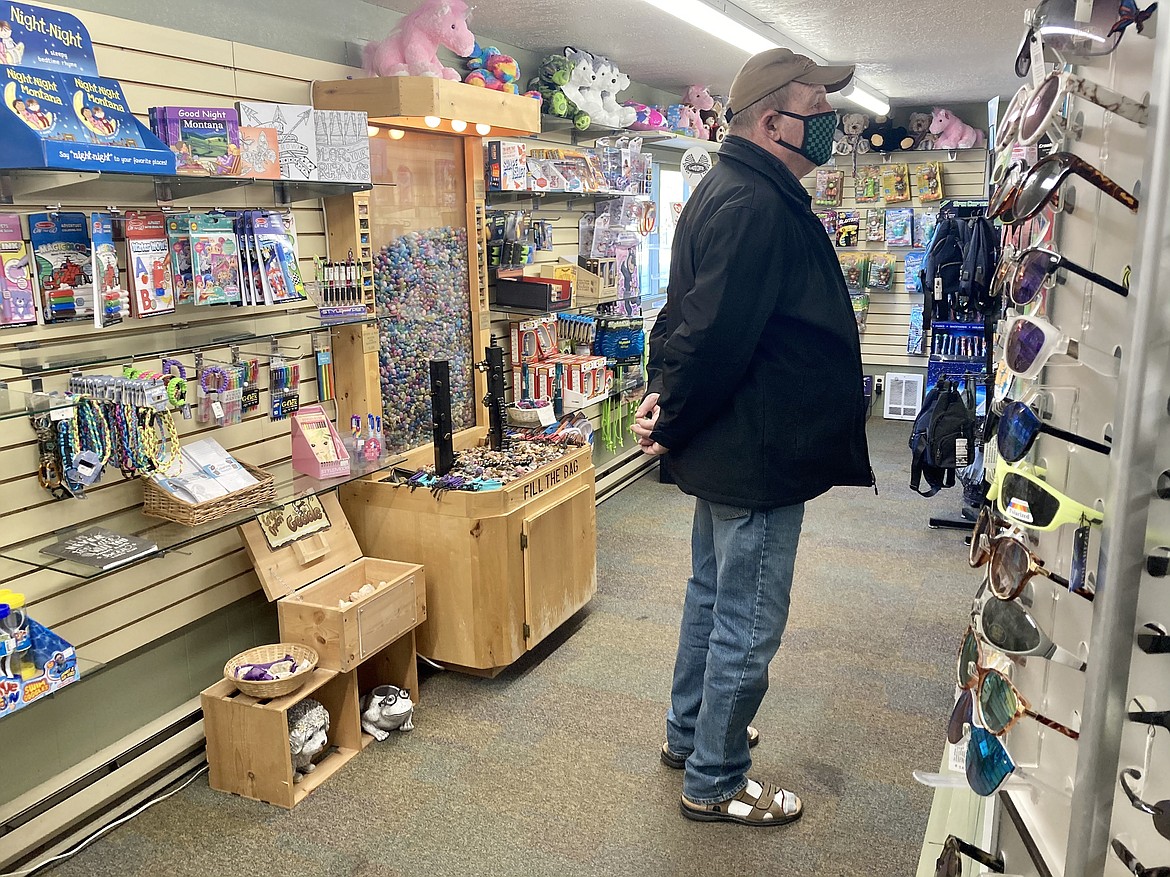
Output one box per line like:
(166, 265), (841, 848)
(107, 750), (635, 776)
(361, 684), (415, 741)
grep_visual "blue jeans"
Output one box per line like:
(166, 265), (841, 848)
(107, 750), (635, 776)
(666, 498), (805, 803)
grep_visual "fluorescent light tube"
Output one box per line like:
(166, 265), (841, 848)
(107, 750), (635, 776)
(639, 0), (780, 54)
(840, 82), (890, 116)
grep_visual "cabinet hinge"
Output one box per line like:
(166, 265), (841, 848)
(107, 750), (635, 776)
(523, 623), (531, 639)
(520, 532), (528, 550)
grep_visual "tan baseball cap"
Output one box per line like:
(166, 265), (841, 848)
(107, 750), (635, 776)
(728, 48), (855, 114)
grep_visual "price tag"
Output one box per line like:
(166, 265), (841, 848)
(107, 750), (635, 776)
(211, 400), (225, 421)
(537, 405), (557, 427)
(50, 405), (76, 422)
(1030, 32), (1047, 88)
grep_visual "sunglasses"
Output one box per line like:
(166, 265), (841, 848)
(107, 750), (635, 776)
(1002, 246), (1129, 308)
(1018, 70), (1149, 147)
(997, 399), (1112, 462)
(971, 505), (1097, 601)
(976, 588), (1087, 670)
(958, 627), (1081, 739)
(988, 161), (1028, 222)
(991, 457), (1105, 532)
(1121, 767), (1170, 841)
(966, 725), (1023, 796)
(935, 835), (1005, 877)
(1113, 838), (1170, 877)
(1003, 314), (1119, 381)
(1137, 623), (1170, 654)
(1005, 152), (1140, 225)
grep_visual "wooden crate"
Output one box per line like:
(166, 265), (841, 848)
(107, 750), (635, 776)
(238, 493), (426, 673)
(340, 440), (596, 675)
(201, 668), (362, 809)
(312, 77), (541, 136)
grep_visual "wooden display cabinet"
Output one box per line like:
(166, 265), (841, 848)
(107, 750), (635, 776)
(201, 668), (362, 809)
(340, 440), (596, 676)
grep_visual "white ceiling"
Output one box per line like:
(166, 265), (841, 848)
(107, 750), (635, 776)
(363, 0), (1029, 105)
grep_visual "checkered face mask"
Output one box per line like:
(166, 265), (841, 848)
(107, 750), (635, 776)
(776, 110), (838, 166)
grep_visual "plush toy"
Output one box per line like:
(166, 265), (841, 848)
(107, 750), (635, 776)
(683, 85), (716, 113)
(288, 699), (330, 783)
(835, 112), (871, 155)
(361, 685), (416, 741)
(362, 0), (475, 80)
(625, 102), (668, 131)
(463, 42), (541, 101)
(908, 112), (936, 149)
(594, 56), (637, 127)
(866, 116), (914, 153)
(666, 103), (706, 139)
(699, 98), (728, 142)
(530, 55), (590, 130)
(929, 107), (986, 149)
(562, 47), (606, 121)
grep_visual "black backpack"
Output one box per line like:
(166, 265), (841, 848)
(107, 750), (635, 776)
(921, 218), (970, 322)
(959, 216), (1000, 315)
(909, 378), (976, 497)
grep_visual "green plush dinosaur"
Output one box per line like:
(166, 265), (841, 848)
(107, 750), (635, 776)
(532, 55), (590, 129)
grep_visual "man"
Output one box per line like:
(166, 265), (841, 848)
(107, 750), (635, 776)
(633, 48), (874, 826)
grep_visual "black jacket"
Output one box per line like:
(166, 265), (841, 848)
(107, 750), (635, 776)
(647, 136), (873, 509)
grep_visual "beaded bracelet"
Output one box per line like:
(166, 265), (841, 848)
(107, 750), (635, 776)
(200, 366), (228, 393)
(162, 358), (187, 380)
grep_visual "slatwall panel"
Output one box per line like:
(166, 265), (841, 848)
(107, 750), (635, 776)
(0, 3), (359, 667)
(801, 148), (989, 370)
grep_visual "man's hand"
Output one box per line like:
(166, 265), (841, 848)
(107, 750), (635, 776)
(632, 393), (668, 456)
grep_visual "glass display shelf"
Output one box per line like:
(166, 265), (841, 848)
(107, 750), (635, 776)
(0, 383), (77, 422)
(0, 168), (371, 207)
(0, 452), (405, 583)
(0, 309), (375, 376)
(488, 293), (658, 321)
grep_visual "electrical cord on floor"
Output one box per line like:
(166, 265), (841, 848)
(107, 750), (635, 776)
(0, 764), (210, 877)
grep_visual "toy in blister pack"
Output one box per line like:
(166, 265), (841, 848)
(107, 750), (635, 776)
(915, 162), (944, 202)
(593, 314), (644, 362)
(866, 252), (896, 292)
(881, 163), (911, 203)
(885, 208), (914, 247)
(836, 210), (860, 247)
(839, 253), (868, 292)
(850, 292), (870, 331)
(904, 250), (926, 294)
(865, 210), (885, 242)
(907, 303), (926, 355)
(815, 210), (838, 237)
(914, 210), (939, 248)
(814, 169), (844, 207)
(854, 165), (883, 203)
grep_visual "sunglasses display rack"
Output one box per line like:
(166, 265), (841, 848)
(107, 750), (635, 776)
(934, 10), (1170, 877)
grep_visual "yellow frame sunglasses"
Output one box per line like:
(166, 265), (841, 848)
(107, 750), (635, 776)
(989, 457), (1104, 532)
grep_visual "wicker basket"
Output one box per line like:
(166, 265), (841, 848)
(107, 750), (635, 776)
(224, 643), (319, 698)
(142, 462), (276, 526)
(507, 404), (550, 427)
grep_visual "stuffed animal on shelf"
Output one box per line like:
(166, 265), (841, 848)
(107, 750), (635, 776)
(530, 54), (590, 129)
(288, 698), (330, 783)
(666, 103), (706, 139)
(462, 42), (541, 101)
(361, 684), (416, 741)
(362, 0), (475, 80)
(699, 98), (728, 142)
(865, 116), (914, 153)
(929, 107), (986, 149)
(625, 101), (668, 131)
(562, 47), (606, 122)
(594, 56), (637, 127)
(908, 112), (936, 149)
(683, 85), (716, 113)
(835, 112), (871, 155)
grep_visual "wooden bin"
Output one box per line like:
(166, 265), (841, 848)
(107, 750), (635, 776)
(238, 492), (426, 673)
(340, 439), (596, 676)
(201, 668), (361, 809)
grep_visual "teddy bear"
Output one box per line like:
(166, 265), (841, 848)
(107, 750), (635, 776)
(530, 54), (590, 130)
(835, 112), (870, 155)
(699, 98), (728, 142)
(908, 112), (936, 149)
(864, 115), (914, 153)
(362, 0), (475, 80)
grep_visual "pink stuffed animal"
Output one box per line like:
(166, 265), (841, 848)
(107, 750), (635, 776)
(928, 107), (986, 149)
(683, 85), (715, 113)
(363, 0), (475, 81)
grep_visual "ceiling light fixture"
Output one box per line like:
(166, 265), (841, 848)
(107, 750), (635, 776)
(367, 125), (380, 137)
(839, 82), (890, 116)
(424, 115), (441, 128)
(450, 119), (467, 132)
(475, 123), (491, 135)
(389, 128), (406, 140)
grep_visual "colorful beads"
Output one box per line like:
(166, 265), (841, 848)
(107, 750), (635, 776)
(374, 227), (474, 454)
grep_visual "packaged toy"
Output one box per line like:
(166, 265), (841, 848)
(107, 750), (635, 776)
(866, 252), (896, 292)
(839, 253), (868, 291)
(904, 251), (927, 295)
(814, 169), (843, 207)
(914, 210), (939, 247)
(885, 208), (915, 247)
(362, 0), (474, 80)
(854, 164), (883, 203)
(836, 210), (861, 247)
(928, 107), (986, 149)
(881, 163), (911, 203)
(866, 209), (885, 242)
(915, 162), (944, 201)
(851, 292), (870, 331)
(815, 210), (838, 237)
(0, 213), (37, 328)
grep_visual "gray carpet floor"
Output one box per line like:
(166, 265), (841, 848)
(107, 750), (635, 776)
(46, 418), (974, 877)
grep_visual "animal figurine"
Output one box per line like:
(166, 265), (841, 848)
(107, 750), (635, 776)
(530, 54), (590, 130)
(362, 0), (475, 80)
(699, 98), (727, 142)
(361, 685), (415, 741)
(865, 116), (914, 153)
(835, 112), (870, 155)
(666, 103), (706, 139)
(683, 85), (716, 113)
(288, 698), (330, 782)
(908, 112), (936, 149)
(625, 102), (668, 131)
(593, 56), (637, 127)
(561, 47), (606, 121)
(463, 42), (541, 101)
(929, 107), (986, 149)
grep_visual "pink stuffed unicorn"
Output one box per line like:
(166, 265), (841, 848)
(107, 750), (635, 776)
(363, 0), (476, 80)
(928, 107), (986, 149)
(683, 85), (715, 113)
